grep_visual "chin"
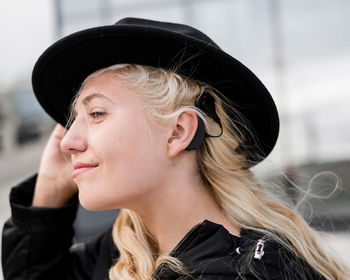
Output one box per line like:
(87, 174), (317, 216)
(78, 194), (107, 210)
(78, 192), (123, 211)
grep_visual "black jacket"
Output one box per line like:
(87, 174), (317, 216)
(2, 175), (323, 280)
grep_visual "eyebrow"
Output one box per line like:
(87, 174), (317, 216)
(74, 92), (115, 116)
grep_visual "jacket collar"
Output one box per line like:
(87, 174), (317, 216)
(152, 219), (248, 278)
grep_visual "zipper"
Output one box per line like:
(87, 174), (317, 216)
(152, 221), (206, 278)
(169, 221), (205, 256)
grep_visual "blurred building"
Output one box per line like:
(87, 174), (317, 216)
(0, 81), (53, 156)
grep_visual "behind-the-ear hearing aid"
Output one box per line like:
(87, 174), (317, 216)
(185, 93), (223, 151)
(185, 116), (206, 151)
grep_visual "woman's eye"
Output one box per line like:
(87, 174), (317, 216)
(89, 111), (105, 119)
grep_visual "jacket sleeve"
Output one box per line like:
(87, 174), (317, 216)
(2, 175), (118, 280)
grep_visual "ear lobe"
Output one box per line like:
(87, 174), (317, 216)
(167, 111), (198, 158)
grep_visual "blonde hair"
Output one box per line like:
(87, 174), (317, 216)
(73, 64), (349, 280)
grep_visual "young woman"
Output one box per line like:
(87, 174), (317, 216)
(2, 18), (349, 280)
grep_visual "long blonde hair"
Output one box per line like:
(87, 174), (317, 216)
(76, 64), (349, 280)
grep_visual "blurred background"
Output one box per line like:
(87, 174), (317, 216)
(1, 0), (349, 277)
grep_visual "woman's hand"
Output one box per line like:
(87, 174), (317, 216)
(32, 124), (78, 207)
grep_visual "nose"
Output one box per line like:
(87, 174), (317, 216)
(60, 120), (88, 154)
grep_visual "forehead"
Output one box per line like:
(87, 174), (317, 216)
(73, 71), (132, 111)
(77, 71), (116, 99)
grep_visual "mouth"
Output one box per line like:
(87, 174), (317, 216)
(72, 162), (99, 179)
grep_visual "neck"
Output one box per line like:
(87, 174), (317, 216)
(128, 169), (240, 256)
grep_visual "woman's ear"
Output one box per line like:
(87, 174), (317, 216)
(167, 111), (198, 158)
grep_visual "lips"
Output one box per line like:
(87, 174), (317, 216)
(72, 162), (99, 179)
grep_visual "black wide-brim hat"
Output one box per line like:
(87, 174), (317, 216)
(32, 17), (279, 165)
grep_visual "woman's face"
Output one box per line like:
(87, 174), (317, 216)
(60, 71), (170, 210)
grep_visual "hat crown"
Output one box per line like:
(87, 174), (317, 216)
(116, 17), (220, 49)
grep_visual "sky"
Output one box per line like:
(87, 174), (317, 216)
(0, 0), (54, 89)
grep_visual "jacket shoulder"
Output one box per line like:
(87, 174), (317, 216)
(236, 232), (324, 280)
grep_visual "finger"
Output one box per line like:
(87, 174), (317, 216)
(52, 123), (68, 141)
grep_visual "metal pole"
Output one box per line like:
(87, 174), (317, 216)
(269, 0), (292, 167)
(100, 0), (113, 24)
(181, 0), (195, 25)
(54, 0), (63, 38)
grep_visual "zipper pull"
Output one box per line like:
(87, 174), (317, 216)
(253, 239), (265, 260)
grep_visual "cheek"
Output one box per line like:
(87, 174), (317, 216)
(85, 112), (168, 207)
(107, 120), (166, 187)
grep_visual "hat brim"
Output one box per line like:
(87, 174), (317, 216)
(32, 23), (279, 164)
